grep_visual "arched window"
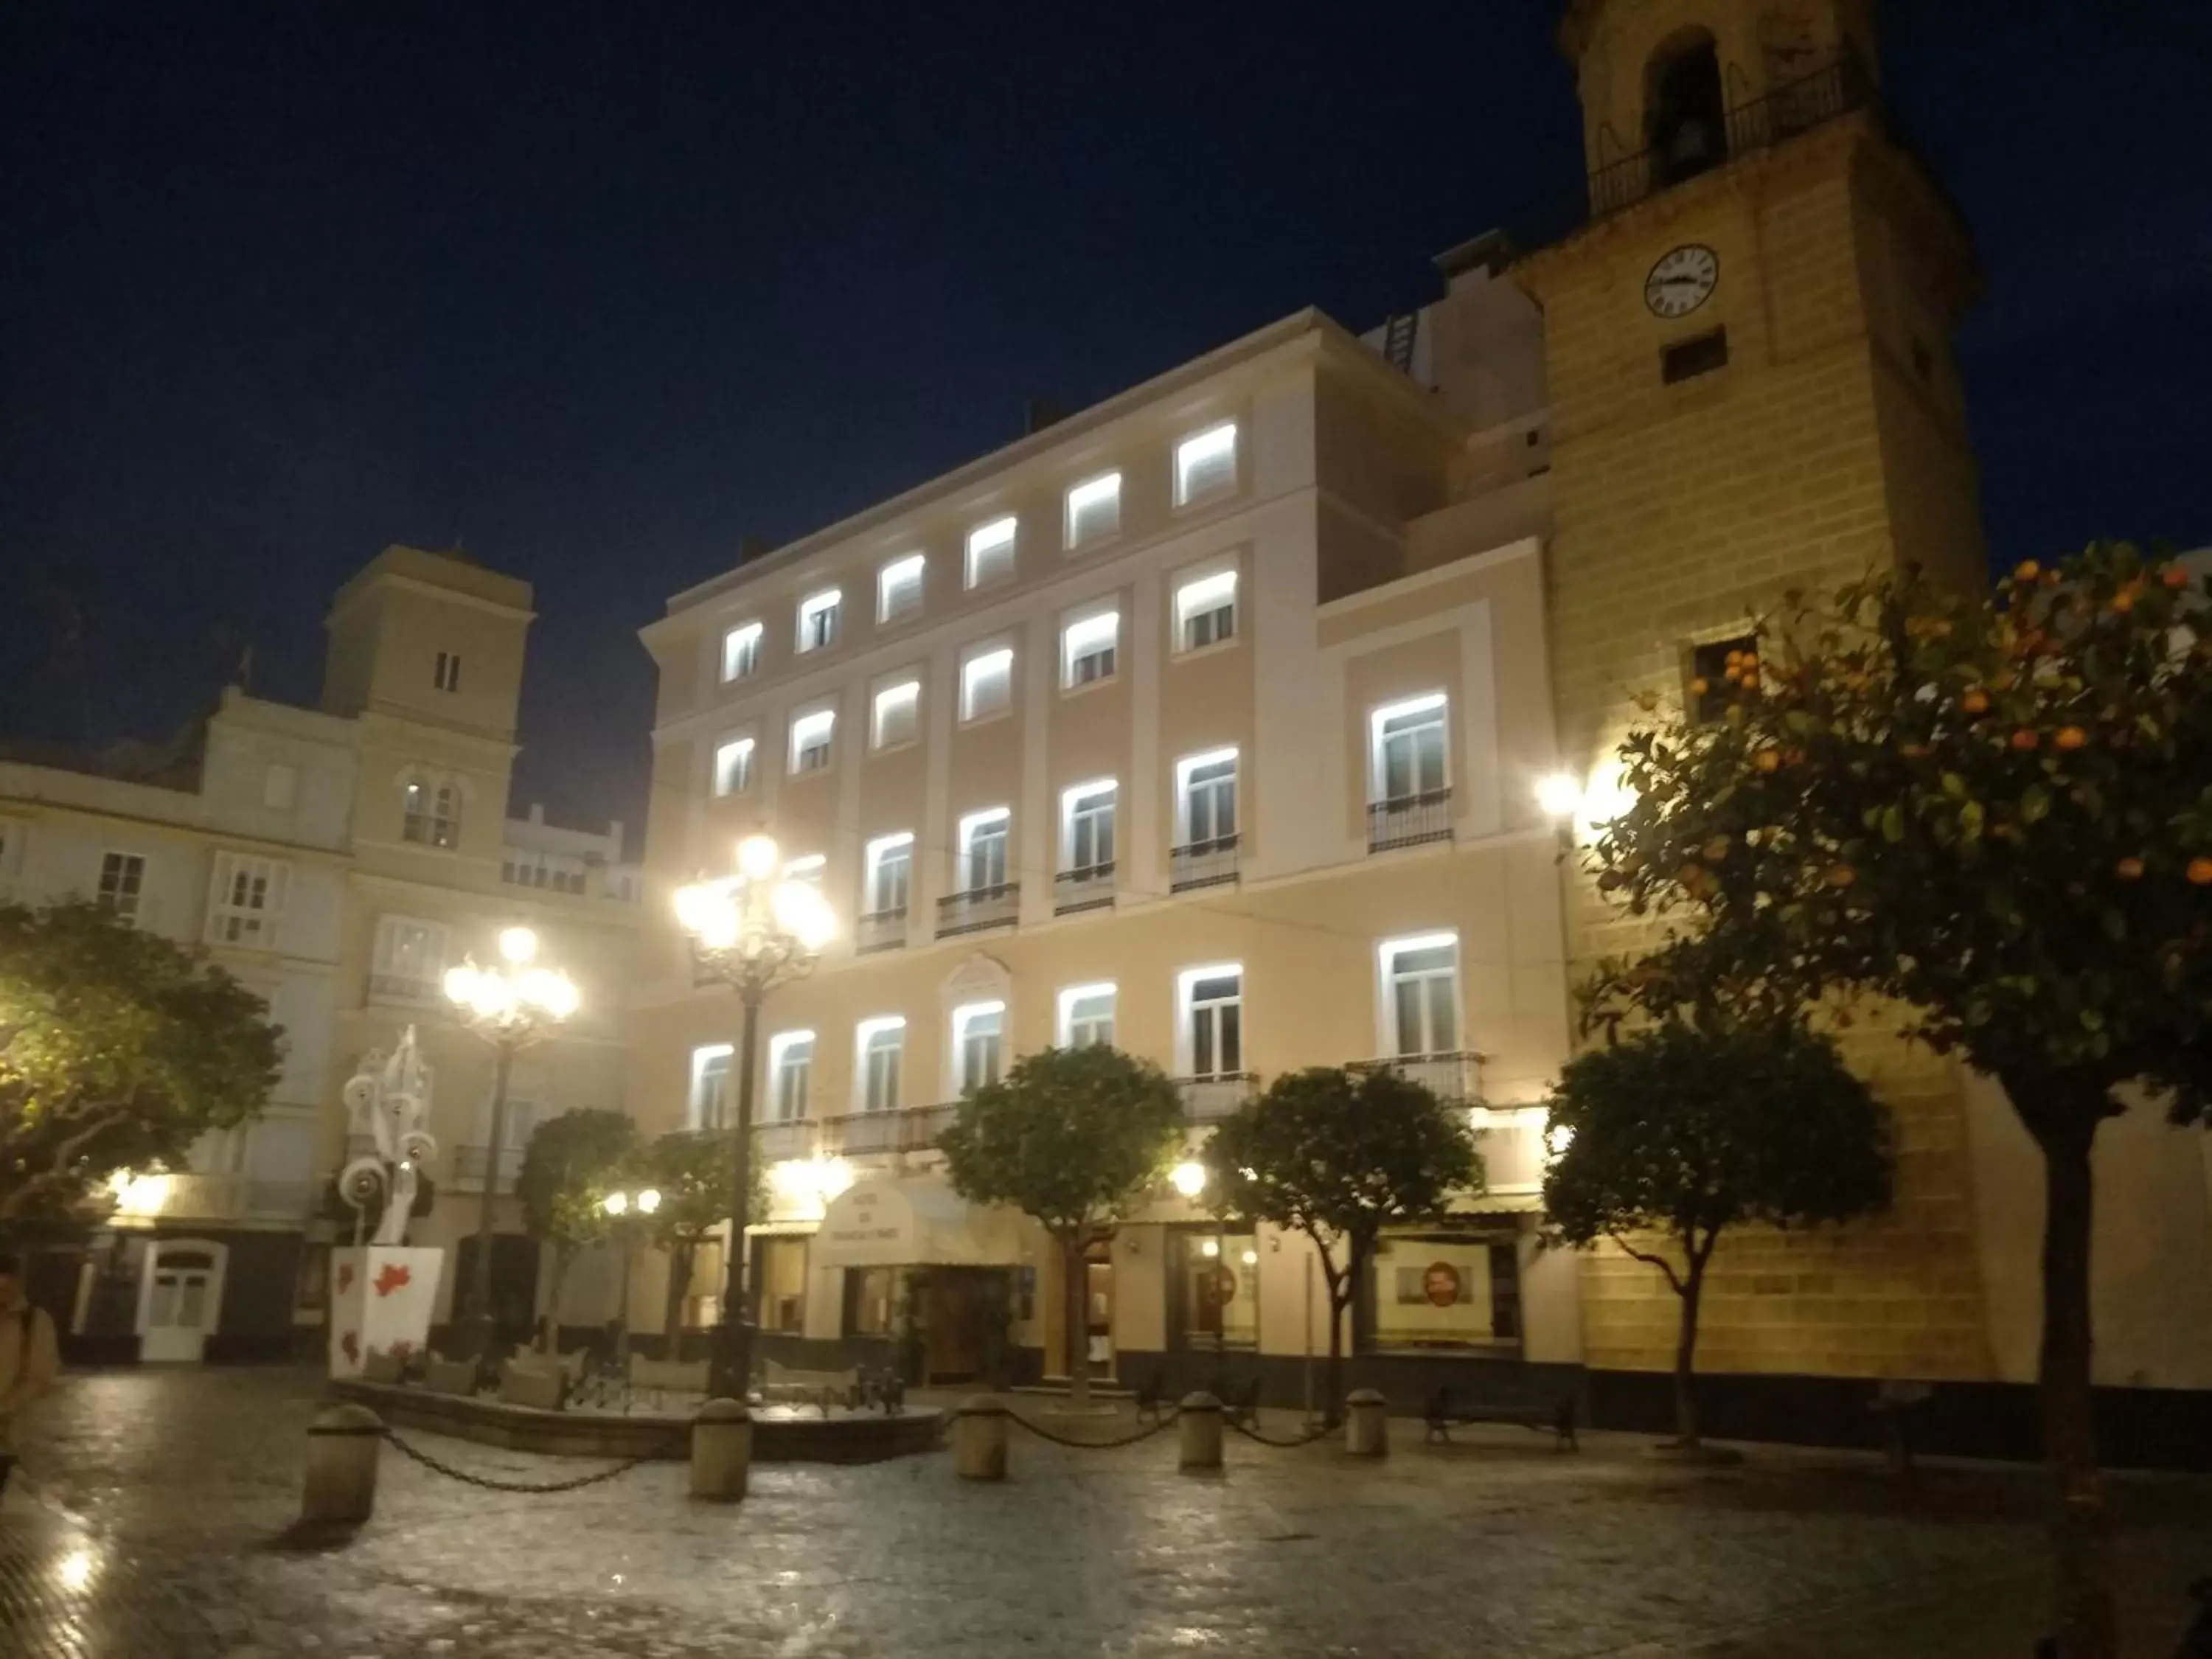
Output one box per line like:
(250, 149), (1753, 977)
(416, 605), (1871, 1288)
(1648, 30), (1727, 187)
(401, 776), (462, 849)
(429, 784), (460, 849)
(401, 779), (429, 844)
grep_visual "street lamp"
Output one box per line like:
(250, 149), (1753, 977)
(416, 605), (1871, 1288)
(601, 1185), (662, 1383)
(673, 833), (837, 1399)
(442, 925), (580, 1363)
(1171, 1161), (1231, 1389)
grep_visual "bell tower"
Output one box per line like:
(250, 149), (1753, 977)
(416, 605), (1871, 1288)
(1517, 0), (1996, 1385)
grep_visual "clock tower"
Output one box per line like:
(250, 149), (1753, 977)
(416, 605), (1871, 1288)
(1516, 0), (1996, 1385)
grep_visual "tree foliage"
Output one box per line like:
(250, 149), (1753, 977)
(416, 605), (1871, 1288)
(639, 1128), (762, 1339)
(1203, 1066), (1480, 1415)
(1543, 1018), (1890, 1443)
(0, 900), (281, 1228)
(517, 1107), (637, 1340)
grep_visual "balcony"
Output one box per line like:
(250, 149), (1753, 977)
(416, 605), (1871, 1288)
(366, 971), (442, 1007)
(451, 1143), (524, 1194)
(820, 1102), (958, 1158)
(1353, 1051), (1485, 1105)
(1054, 861), (1116, 916)
(1176, 1073), (1258, 1124)
(108, 1172), (316, 1224)
(1169, 835), (1239, 893)
(936, 883), (1019, 939)
(1368, 788), (1454, 853)
(855, 907), (910, 953)
(755, 1119), (818, 1163)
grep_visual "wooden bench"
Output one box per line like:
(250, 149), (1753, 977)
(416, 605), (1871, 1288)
(1425, 1382), (1579, 1450)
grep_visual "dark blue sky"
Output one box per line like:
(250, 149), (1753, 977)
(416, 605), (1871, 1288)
(4, 1), (2208, 838)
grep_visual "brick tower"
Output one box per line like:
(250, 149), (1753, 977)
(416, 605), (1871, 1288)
(1515, 0), (1994, 1385)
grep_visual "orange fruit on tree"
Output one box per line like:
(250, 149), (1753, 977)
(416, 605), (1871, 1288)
(2164, 565), (2191, 590)
(2115, 858), (2144, 881)
(1689, 676), (1710, 697)
(2189, 858), (2212, 887)
(2010, 728), (2040, 751)
(2112, 589), (2136, 615)
(1960, 689), (1990, 715)
(2055, 726), (2087, 751)
(1753, 749), (1781, 773)
(2014, 560), (2039, 583)
(1823, 863), (1857, 888)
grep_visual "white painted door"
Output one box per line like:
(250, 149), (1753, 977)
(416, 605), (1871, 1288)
(140, 1242), (225, 1363)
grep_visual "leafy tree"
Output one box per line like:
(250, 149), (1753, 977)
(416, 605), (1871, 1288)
(0, 900), (279, 1230)
(640, 1129), (763, 1347)
(939, 1046), (1185, 1410)
(1579, 541), (2212, 1657)
(516, 1108), (637, 1347)
(1203, 1066), (1480, 1419)
(1542, 1018), (1891, 1448)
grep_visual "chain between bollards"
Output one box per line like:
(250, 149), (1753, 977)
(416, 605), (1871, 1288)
(1003, 1406), (1184, 1450)
(380, 1425), (685, 1493)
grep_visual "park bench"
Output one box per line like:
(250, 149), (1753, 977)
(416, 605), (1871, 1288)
(498, 1355), (568, 1411)
(760, 1358), (860, 1410)
(421, 1355), (478, 1397)
(627, 1354), (711, 1405)
(1424, 1380), (1579, 1450)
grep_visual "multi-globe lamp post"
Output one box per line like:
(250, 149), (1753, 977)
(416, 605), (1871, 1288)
(442, 925), (580, 1362)
(674, 834), (837, 1400)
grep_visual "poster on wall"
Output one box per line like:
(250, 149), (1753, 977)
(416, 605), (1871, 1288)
(327, 1246), (445, 1378)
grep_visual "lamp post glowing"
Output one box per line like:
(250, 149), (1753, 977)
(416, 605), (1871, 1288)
(602, 1186), (661, 1381)
(442, 925), (580, 1363)
(674, 835), (836, 1399)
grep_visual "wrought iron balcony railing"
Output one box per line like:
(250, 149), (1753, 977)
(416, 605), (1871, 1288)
(1367, 787), (1454, 853)
(1054, 861), (1116, 915)
(1176, 1073), (1259, 1124)
(1169, 835), (1239, 893)
(1351, 1051), (1486, 1105)
(820, 1102), (959, 1158)
(754, 1119), (818, 1163)
(936, 883), (1020, 938)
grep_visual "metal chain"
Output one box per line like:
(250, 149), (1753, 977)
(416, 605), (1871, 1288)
(1225, 1413), (1341, 1450)
(1003, 1407), (1183, 1450)
(380, 1427), (684, 1494)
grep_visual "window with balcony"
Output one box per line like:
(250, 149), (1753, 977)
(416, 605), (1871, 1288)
(1180, 965), (1243, 1079)
(872, 679), (919, 750)
(1065, 473), (1121, 549)
(722, 621), (762, 682)
(713, 736), (755, 796)
(370, 915), (447, 1002)
(1061, 611), (1119, 689)
(863, 832), (912, 919)
(1175, 421), (1238, 506)
(768, 1031), (814, 1122)
(1173, 569), (1237, 653)
(1058, 983), (1116, 1048)
(959, 807), (1009, 893)
(1056, 780), (1116, 914)
(1382, 933), (1460, 1057)
(1172, 748), (1239, 889)
(796, 589), (841, 654)
(877, 554), (925, 624)
(790, 709), (835, 775)
(960, 647), (1013, 723)
(690, 1044), (733, 1130)
(97, 850), (147, 922)
(207, 854), (288, 947)
(1369, 694), (1453, 850)
(965, 516), (1017, 588)
(857, 1017), (905, 1113)
(953, 1001), (1004, 1094)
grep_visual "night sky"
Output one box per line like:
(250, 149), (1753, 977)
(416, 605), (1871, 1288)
(4, 1), (2208, 840)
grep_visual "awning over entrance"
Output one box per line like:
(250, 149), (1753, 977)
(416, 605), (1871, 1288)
(811, 1176), (1024, 1270)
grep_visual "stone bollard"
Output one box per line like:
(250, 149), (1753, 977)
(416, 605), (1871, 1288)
(301, 1402), (384, 1526)
(1345, 1388), (1389, 1458)
(1178, 1391), (1224, 1472)
(953, 1395), (1010, 1481)
(690, 1397), (753, 1502)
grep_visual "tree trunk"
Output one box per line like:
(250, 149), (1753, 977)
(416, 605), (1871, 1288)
(1672, 1253), (1706, 1447)
(539, 1247), (572, 1352)
(1318, 1250), (1349, 1427)
(2029, 1105), (2115, 1659)
(1062, 1228), (1092, 1411)
(663, 1243), (695, 1357)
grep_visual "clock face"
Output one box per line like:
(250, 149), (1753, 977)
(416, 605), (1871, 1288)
(1645, 244), (1719, 319)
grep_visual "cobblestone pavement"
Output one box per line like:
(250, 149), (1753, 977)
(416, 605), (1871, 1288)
(2, 1368), (2208, 1658)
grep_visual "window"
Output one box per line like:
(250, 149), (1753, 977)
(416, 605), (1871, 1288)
(759, 1238), (808, 1334)
(1058, 983), (1116, 1048)
(689, 1045), (733, 1130)
(262, 765), (297, 810)
(872, 680), (920, 750)
(844, 1265), (897, 1337)
(1178, 748), (1238, 846)
(1174, 569), (1237, 653)
(1181, 966), (1243, 1079)
(858, 1017), (905, 1113)
(97, 852), (147, 922)
(1062, 780), (1116, 874)
(1061, 611), (1119, 689)
(207, 854), (288, 947)
(964, 516), (1017, 588)
(402, 780), (460, 848)
(1661, 327), (1729, 384)
(1368, 1230), (1522, 1351)
(877, 553), (925, 624)
(1688, 633), (1759, 725)
(722, 622), (762, 682)
(961, 647), (1013, 722)
(864, 832), (913, 916)
(1177, 1229), (1258, 1350)
(790, 709), (835, 774)
(1381, 933), (1460, 1057)
(1175, 422), (1238, 505)
(713, 736), (755, 796)
(958, 807), (1009, 893)
(768, 1031), (814, 1123)
(953, 1001), (1004, 1094)
(796, 588), (842, 653)
(1371, 694), (1449, 802)
(370, 915), (447, 1000)
(434, 650), (462, 692)
(1065, 473), (1121, 549)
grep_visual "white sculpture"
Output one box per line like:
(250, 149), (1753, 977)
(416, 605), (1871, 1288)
(338, 1026), (439, 1248)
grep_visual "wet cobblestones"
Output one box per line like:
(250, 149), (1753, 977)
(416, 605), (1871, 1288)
(1, 1367), (2208, 1657)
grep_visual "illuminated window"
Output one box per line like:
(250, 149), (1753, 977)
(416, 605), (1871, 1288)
(877, 554), (925, 624)
(958, 807), (1010, 893)
(722, 622), (762, 681)
(1065, 473), (1121, 549)
(1058, 983), (1116, 1048)
(872, 680), (920, 750)
(713, 736), (754, 796)
(1174, 569), (1237, 653)
(1380, 933), (1460, 1058)
(1175, 422), (1237, 505)
(1371, 694), (1449, 803)
(1061, 780), (1116, 875)
(1178, 964), (1243, 1079)
(863, 832), (913, 917)
(790, 709), (835, 774)
(1061, 611), (1119, 689)
(965, 516), (1018, 588)
(1176, 748), (1238, 846)
(689, 1044), (733, 1130)
(953, 1001), (1005, 1093)
(768, 1031), (814, 1122)
(857, 1017), (905, 1113)
(961, 647), (1013, 722)
(796, 589), (841, 653)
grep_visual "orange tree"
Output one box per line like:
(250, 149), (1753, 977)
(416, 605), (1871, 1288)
(1579, 540), (2211, 1658)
